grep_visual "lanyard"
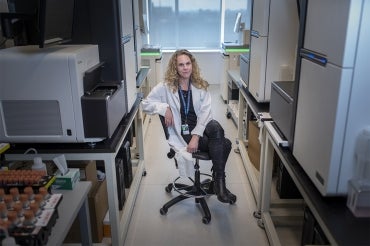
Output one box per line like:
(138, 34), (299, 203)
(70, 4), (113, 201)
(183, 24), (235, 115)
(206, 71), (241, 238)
(179, 82), (191, 122)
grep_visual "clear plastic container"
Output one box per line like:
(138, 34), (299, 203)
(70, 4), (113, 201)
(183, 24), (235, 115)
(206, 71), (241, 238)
(347, 126), (370, 217)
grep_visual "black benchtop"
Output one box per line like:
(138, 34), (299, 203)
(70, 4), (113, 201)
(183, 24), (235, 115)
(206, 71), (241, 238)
(238, 84), (269, 114)
(279, 146), (370, 245)
(136, 67), (150, 88)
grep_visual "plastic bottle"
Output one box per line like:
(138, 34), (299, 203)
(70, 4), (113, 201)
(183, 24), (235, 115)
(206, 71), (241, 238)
(32, 157), (47, 173)
(347, 126), (370, 217)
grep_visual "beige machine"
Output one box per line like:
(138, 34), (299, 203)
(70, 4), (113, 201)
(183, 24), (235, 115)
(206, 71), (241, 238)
(0, 45), (127, 143)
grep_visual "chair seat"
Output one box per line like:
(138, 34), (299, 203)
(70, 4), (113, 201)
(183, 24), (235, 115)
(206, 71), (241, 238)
(192, 151), (210, 161)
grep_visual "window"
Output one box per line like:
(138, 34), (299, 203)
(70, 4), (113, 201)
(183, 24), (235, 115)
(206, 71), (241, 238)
(146, 0), (250, 50)
(224, 0), (251, 44)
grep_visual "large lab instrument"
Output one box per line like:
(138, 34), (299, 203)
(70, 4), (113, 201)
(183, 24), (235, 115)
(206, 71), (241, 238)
(0, 45), (127, 143)
(293, 0), (370, 196)
(248, 0), (298, 102)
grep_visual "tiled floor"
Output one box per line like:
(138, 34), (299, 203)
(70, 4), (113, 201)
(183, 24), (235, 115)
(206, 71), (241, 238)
(124, 85), (270, 246)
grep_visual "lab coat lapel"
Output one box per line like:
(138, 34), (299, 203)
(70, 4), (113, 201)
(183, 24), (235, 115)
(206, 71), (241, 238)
(167, 89), (185, 147)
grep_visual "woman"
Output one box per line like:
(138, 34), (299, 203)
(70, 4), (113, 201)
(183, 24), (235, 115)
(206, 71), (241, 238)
(141, 49), (236, 203)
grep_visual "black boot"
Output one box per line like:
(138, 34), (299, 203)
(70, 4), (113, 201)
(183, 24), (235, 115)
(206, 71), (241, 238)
(213, 172), (237, 203)
(226, 188), (237, 202)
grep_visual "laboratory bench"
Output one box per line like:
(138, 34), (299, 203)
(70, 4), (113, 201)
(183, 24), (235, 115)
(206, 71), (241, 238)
(136, 67), (153, 141)
(236, 82), (270, 200)
(3, 96), (145, 245)
(225, 69), (242, 125)
(50, 181), (93, 246)
(259, 121), (370, 245)
(0, 181), (92, 245)
(233, 73), (370, 245)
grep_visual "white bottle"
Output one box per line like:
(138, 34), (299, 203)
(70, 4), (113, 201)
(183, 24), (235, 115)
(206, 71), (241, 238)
(32, 157), (47, 172)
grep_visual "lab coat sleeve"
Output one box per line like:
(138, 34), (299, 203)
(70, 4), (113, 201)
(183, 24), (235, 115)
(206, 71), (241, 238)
(191, 89), (212, 137)
(141, 82), (169, 116)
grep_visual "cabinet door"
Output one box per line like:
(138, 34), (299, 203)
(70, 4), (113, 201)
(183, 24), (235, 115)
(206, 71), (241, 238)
(293, 58), (353, 196)
(248, 35), (267, 102)
(251, 0), (270, 37)
(304, 0), (361, 67)
(119, 0), (137, 110)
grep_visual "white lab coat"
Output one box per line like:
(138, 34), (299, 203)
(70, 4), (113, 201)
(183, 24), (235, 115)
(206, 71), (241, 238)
(141, 82), (213, 152)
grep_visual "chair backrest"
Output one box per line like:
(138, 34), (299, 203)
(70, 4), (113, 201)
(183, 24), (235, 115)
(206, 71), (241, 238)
(159, 115), (170, 140)
(158, 115), (176, 159)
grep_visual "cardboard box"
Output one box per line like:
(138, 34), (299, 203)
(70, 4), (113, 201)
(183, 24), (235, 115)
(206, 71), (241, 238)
(103, 210), (111, 238)
(52, 168), (80, 190)
(248, 120), (261, 171)
(64, 179), (108, 243)
(89, 179), (108, 242)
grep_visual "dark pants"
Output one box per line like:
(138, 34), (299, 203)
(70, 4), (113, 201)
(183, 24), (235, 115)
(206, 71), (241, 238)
(182, 120), (232, 173)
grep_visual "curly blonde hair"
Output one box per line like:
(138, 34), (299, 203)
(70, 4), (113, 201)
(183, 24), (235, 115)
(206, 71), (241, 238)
(164, 49), (209, 93)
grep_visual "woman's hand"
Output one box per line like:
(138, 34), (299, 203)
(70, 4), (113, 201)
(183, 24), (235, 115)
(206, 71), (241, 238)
(164, 107), (174, 127)
(187, 135), (199, 153)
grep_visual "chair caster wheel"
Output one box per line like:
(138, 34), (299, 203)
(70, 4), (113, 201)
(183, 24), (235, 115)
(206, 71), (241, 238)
(229, 196), (237, 204)
(165, 184), (172, 193)
(160, 207), (167, 215)
(142, 170), (147, 176)
(226, 112), (232, 119)
(253, 211), (261, 219)
(202, 216), (211, 224)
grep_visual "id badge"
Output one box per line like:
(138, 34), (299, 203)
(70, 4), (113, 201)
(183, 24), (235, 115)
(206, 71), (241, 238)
(181, 124), (190, 135)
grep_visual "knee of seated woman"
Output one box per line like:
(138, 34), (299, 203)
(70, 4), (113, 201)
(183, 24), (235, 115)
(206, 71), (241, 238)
(205, 120), (224, 139)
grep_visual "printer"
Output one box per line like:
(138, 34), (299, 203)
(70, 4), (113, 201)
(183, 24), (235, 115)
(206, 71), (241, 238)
(0, 45), (127, 143)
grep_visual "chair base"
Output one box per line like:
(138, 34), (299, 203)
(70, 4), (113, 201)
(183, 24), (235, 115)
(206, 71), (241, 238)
(159, 149), (238, 224)
(171, 174), (214, 197)
(159, 173), (215, 224)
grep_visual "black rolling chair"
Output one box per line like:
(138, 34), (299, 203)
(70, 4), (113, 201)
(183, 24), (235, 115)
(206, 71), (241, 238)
(158, 116), (235, 224)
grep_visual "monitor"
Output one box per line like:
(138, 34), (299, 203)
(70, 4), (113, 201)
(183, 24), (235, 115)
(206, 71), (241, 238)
(69, 0), (125, 83)
(0, 0), (74, 48)
(38, 0), (74, 48)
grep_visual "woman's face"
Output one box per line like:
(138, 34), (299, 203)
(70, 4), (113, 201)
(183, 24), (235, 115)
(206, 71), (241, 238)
(176, 54), (192, 80)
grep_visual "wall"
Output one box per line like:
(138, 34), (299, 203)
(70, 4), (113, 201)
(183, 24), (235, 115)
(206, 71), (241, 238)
(160, 51), (224, 85)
